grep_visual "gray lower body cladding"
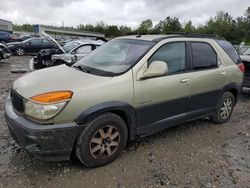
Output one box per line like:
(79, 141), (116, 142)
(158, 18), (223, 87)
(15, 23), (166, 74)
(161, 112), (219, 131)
(4, 98), (84, 161)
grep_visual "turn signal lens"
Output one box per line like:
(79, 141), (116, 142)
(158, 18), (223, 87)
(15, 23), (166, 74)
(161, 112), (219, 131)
(31, 91), (73, 103)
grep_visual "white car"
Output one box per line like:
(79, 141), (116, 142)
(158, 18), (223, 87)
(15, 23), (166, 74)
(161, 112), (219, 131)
(52, 40), (104, 64)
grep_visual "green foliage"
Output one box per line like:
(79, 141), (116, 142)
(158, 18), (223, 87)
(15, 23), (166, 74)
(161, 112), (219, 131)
(138, 19), (153, 33)
(12, 6), (250, 44)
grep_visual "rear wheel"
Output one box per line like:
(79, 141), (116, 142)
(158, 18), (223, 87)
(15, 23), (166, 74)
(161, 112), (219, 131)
(15, 47), (24, 56)
(75, 113), (128, 168)
(212, 92), (235, 124)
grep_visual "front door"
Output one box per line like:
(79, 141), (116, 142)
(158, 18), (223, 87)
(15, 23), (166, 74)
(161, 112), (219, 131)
(134, 42), (191, 136)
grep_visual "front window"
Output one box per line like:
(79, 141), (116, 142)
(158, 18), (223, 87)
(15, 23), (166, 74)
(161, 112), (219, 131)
(63, 41), (80, 53)
(73, 39), (155, 76)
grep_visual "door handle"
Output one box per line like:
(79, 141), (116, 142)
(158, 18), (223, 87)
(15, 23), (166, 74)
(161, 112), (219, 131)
(220, 71), (226, 76)
(180, 78), (190, 83)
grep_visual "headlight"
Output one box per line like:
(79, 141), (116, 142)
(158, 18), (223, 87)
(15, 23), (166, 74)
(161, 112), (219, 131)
(25, 101), (66, 120)
(7, 45), (14, 48)
(24, 91), (73, 121)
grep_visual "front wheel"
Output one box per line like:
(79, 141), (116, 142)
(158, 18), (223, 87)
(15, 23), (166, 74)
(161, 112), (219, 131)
(212, 92), (235, 124)
(15, 47), (25, 56)
(75, 113), (128, 168)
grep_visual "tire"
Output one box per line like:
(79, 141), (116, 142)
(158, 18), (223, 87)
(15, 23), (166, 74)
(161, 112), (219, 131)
(212, 92), (235, 124)
(75, 113), (128, 168)
(15, 47), (25, 56)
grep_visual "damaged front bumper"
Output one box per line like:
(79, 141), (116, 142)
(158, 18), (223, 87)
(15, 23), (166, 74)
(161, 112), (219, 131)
(4, 98), (83, 161)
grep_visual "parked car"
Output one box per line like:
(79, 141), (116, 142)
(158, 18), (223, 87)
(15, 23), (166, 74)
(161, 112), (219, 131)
(239, 46), (250, 88)
(5, 34), (243, 168)
(6, 37), (58, 56)
(0, 43), (11, 61)
(0, 31), (12, 43)
(31, 39), (105, 70)
(14, 35), (38, 42)
(52, 40), (104, 64)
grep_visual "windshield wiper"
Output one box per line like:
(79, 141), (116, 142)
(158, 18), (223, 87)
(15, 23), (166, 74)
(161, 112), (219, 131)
(73, 65), (90, 73)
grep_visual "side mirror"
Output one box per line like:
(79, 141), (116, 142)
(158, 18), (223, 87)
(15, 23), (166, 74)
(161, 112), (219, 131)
(142, 61), (168, 79)
(71, 51), (76, 54)
(28, 42), (32, 45)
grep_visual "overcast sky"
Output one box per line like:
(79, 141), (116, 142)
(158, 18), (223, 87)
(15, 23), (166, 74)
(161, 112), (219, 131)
(0, 0), (249, 28)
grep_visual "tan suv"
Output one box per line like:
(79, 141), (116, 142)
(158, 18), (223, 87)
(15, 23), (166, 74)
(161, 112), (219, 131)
(5, 34), (244, 167)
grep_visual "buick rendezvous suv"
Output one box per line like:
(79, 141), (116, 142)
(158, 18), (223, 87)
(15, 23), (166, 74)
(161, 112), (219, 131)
(5, 34), (244, 167)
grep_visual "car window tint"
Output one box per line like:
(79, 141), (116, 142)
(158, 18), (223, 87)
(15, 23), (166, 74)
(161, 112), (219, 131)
(76, 45), (92, 54)
(191, 42), (217, 70)
(216, 40), (241, 64)
(42, 39), (51, 44)
(29, 38), (41, 45)
(148, 42), (186, 74)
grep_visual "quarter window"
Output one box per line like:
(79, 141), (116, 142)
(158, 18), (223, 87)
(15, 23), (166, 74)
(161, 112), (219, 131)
(148, 42), (186, 74)
(191, 42), (217, 70)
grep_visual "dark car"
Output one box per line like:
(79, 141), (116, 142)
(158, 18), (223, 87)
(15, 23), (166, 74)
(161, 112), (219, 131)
(0, 31), (12, 43)
(14, 35), (34, 42)
(6, 37), (58, 56)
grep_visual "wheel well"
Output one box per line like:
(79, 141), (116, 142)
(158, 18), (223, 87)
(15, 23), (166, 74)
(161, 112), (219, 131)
(227, 88), (238, 101)
(109, 110), (131, 140)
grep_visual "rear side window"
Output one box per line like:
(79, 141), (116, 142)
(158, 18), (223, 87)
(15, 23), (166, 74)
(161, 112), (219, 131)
(216, 40), (241, 64)
(191, 42), (217, 70)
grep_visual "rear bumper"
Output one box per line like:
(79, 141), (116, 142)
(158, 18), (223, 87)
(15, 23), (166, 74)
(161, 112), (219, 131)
(5, 98), (83, 161)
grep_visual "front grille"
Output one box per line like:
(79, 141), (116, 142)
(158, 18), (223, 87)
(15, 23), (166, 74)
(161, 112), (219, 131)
(11, 89), (24, 113)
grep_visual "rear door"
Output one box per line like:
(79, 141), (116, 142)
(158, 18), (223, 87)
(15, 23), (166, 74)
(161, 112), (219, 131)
(187, 41), (226, 119)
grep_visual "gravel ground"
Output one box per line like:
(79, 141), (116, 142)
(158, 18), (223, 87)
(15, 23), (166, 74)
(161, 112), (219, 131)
(0, 56), (249, 188)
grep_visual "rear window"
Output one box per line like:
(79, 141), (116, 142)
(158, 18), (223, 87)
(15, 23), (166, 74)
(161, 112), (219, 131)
(216, 40), (241, 64)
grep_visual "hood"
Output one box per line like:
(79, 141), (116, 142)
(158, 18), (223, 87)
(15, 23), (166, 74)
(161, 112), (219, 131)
(13, 65), (112, 99)
(41, 32), (65, 54)
(6, 42), (23, 45)
(240, 55), (250, 62)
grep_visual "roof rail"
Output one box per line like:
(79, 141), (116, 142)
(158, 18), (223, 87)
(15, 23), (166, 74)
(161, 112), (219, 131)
(153, 32), (221, 42)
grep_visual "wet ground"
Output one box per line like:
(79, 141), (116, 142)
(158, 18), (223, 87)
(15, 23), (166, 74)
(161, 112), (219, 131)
(0, 56), (249, 188)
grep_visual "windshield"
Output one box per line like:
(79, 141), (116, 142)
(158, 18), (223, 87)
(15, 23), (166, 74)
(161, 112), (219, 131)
(63, 41), (80, 53)
(242, 47), (250, 55)
(73, 39), (155, 76)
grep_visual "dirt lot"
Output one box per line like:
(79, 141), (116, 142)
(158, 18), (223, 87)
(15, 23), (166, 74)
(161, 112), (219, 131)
(0, 56), (249, 188)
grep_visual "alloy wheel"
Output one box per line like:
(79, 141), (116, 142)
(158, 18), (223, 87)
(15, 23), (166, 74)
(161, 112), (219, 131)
(16, 48), (24, 56)
(89, 125), (120, 159)
(220, 98), (233, 119)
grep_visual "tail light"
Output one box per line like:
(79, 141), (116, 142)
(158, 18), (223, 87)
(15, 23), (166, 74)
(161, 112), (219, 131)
(237, 63), (245, 73)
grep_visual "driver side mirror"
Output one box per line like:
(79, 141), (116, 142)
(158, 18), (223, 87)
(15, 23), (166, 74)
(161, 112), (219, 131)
(141, 61), (168, 79)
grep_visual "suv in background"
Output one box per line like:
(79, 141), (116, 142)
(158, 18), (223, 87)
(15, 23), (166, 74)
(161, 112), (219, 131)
(5, 34), (243, 168)
(0, 31), (12, 43)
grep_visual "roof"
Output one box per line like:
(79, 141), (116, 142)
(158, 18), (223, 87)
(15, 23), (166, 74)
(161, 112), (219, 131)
(0, 19), (12, 24)
(73, 39), (105, 45)
(117, 33), (220, 42)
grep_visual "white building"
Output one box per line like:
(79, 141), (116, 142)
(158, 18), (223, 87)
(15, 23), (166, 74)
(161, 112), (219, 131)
(0, 19), (13, 32)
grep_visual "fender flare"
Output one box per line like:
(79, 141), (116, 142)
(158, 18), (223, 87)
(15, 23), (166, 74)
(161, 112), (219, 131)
(74, 101), (137, 140)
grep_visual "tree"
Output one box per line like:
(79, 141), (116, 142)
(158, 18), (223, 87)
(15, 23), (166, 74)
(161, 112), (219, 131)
(155, 17), (182, 33)
(183, 21), (195, 33)
(138, 19), (153, 33)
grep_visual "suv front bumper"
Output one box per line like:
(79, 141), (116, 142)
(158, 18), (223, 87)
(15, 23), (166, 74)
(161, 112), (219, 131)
(4, 98), (83, 161)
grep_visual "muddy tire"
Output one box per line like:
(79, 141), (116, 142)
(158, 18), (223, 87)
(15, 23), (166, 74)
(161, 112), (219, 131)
(212, 92), (235, 124)
(75, 113), (128, 168)
(15, 47), (25, 56)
